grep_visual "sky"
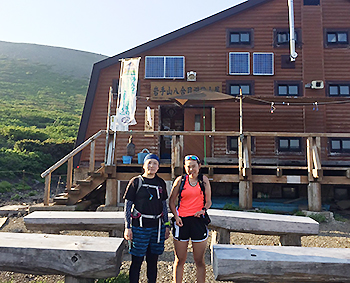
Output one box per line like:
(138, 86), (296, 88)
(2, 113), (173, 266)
(0, 0), (246, 57)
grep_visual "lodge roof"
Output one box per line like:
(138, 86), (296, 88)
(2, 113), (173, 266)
(76, 0), (272, 149)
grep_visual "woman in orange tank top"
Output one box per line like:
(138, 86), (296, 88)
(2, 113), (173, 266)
(169, 155), (212, 283)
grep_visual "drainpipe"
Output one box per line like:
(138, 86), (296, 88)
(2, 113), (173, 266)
(288, 0), (298, 61)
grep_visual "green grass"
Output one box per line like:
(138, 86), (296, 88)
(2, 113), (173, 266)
(96, 272), (129, 283)
(308, 213), (327, 223)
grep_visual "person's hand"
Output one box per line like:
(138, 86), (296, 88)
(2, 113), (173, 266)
(175, 216), (183, 227)
(165, 227), (170, 240)
(124, 228), (133, 240)
(194, 209), (205, 218)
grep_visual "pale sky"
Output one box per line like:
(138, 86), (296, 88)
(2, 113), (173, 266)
(0, 0), (246, 57)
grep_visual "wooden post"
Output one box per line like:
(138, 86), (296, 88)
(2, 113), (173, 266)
(171, 135), (183, 179)
(239, 180), (253, 209)
(66, 157), (73, 192)
(105, 178), (117, 207)
(211, 228), (230, 246)
(308, 181), (322, 212)
(280, 234), (302, 246)
(89, 140), (95, 173)
(307, 137), (314, 181)
(44, 173), (51, 206)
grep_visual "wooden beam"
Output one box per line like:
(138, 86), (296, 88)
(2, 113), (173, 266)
(44, 173), (51, 206)
(66, 157), (73, 192)
(89, 140), (96, 173)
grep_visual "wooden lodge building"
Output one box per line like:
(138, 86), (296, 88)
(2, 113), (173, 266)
(52, 0), (350, 212)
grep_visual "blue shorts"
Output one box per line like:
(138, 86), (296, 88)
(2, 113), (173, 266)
(130, 225), (166, 257)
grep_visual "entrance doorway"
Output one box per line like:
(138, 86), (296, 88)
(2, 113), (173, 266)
(184, 107), (212, 162)
(160, 106), (184, 161)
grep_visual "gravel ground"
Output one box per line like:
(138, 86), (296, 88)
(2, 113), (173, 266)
(1, 213), (350, 283)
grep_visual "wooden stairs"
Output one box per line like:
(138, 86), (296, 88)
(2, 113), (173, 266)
(54, 165), (108, 205)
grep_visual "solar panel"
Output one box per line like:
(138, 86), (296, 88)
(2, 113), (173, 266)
(145, 56), (184, 79)
(165, 57), (184, 78)
(253, 53), (274, 75)
(229, 52), (250, 75)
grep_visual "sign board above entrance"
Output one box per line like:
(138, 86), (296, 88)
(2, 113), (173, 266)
(150, 82), (222, 100)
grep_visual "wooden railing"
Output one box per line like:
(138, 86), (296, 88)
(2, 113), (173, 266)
(41, 130), (106, 206)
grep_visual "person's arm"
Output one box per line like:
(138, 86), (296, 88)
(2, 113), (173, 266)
(162, 200), (171, 239)
(169, 176), (183, 227)
(203, 175), (212, 211)
(124, 199), (133, 240)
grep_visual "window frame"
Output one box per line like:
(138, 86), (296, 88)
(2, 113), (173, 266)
(273, 28), (302, 48)
(227, 136), (255, 154)
(324, 29), (349, 48)
(326, 81), (350, 97)
(226, 80), (254, 96)
(253, 52), (274, 76)
(277, 137), (303, 153)
(275, 81), (303, 97)
(145, 56), (185, 79)
(329, 138), (350, 155)
(229, 52), (250, 75)
(226, 29), (254, 48)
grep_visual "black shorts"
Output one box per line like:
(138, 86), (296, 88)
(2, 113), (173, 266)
(172, 216), (208, 242)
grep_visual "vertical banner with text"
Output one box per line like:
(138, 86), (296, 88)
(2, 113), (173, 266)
(116, 57), (141, 128)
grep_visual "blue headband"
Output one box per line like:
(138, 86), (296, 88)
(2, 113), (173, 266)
(143, 153), (160, 164)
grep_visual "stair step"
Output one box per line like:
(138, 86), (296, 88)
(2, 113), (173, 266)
(76, 180), (92, 185)
(67, 188), (80, 195)
(53, 195), (68, 205)
(88, 171), (103, 177)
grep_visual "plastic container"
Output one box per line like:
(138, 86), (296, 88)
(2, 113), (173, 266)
(122, 156), (132, 164)
(137, 148), (150, 164)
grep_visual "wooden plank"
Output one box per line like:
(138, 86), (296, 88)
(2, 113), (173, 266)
(208, 209), (319, 236)
(24, 211), (125, 232)
(212, 244), (350, 282)
(0, 232), (125, 279)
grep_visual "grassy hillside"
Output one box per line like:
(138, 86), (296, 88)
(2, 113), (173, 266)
(0, 41), (107, 187)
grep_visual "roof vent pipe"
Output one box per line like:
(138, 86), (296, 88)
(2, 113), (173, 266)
(288, 0), (298, 61)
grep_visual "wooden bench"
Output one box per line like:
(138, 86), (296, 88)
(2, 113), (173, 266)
(0, 232), (125, 283)
(24, 211), (125, 237)
(208, 209), (319, 246)
(25, 209), (319, 246)
(212, 244), (350, 282)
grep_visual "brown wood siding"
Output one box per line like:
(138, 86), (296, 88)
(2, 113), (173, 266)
(79, 0), (350, 166)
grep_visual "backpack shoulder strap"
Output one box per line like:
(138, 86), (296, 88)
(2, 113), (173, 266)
(135, 175), (144, 195)
(177, 175), (187, 208)
(198, 173), (206, 206)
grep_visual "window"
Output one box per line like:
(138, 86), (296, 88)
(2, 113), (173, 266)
(304, 0), (320, 5)
(274, 29), (301, 48)
(329, 138), (350, 154)
(326, 82), (350, 97)
(275, 81), (302, 96)
(227, 136), (255, 153)
(229, 52), (250, 75)
(227, 80), (254, 96)
(277, 137), (302, 153)
(253, 53), (274, 75)
(145, 56), (184, 79)
(324, 30), (349, 47)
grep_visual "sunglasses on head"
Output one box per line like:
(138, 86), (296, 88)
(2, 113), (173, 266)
(185, 155), (200, 162)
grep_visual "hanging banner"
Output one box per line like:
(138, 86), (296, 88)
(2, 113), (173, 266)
(116, 57), (141, 127)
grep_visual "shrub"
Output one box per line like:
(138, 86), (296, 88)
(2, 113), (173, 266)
(223, 203), (242, 211)
(0, 181), (13, 193)
(96, 272), (129, 283)
(10, 194), (21, 201)
(308, 213), (326, 223)
(334, 214), (347, 222)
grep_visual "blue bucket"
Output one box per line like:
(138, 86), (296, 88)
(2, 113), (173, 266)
(122, 156), (132, 164)
(138, 149), (150, 164)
